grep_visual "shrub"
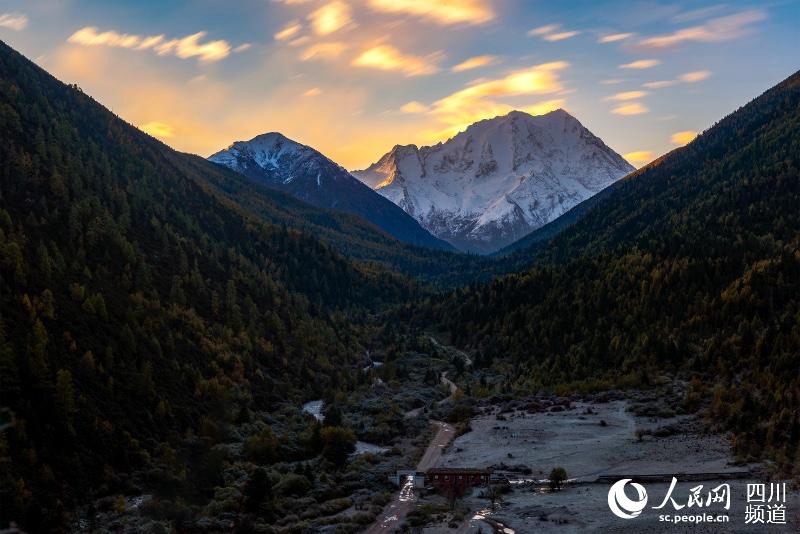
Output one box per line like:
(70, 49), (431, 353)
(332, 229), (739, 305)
(273, 473), (311, 497)
(320, 426), (356, 467)
(549, 467), (567, 491)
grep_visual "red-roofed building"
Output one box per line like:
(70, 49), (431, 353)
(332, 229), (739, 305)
(426, 468), (492, 498)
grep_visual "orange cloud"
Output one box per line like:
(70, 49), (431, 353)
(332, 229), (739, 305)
(68, 27), (231, 63)
(352, 44), (440, 76)
(304, 87), (322, 97)
(624, 150), (654, 167)
(43, 43), (410, 170)
(368, 0), (495, 25)
(612, 102), (648, 115)
(619, 59), (660, 69)
(642, 80), (677, 89)
(308, 1), (353, 36)
(451, 55), (496, 72)
(528, 24), (559, 36)
(274, 21), (302, 41)
(529, 24), (580, 42)
(679, 70), (711, 82)
(427, 62), (568, 137)
(605, 90), (648, 101)
(598, 32), (635, 43)
(300, 42), (346, 61)
(671, 130), (697, 145)
(639, 9), (766, 48)
(544, 31), (580, 42)
(400, 101), (429, 113)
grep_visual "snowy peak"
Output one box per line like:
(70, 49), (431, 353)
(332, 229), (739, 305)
(352, 109), (634, 253)
(209, 133), (348, 188)
(208, 132), (453, 251)
(355, 143), (421, 189)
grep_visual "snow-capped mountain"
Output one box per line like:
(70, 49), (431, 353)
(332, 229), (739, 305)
(208, 133), (452, 250)
(353, 109), (634, 253)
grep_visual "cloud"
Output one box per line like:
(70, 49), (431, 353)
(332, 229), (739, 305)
(400, 101), (429, 113)
(612, 102), (648, 115)
(638, 9), (766, 48)
(598, 32), (635, 43)
(624, 150), (654, 166)
(304, 87), (322, 97)
(451, 55), (496, 72)
(308, 1), (353, 36)
(289, 36), (311, 47)
(300, 42), (346, 61)
(67, 27), (231, 63)
(605, 90), (648, 101)
(352, 44), (440, 76)
(43, 42), (418, 171)
(367, 0), (495, 25)
(640, 70), (710, 89)
(671, 130), (698, 145)
(528, 24), (559, 36)
(431, 99), (566, 141)
(544, 31), (580, 42)
(619, 59), (660, 69)
(427, 62), (568, 136)
(0, 13), (28, 31)
(528, 24), (580, 42)
(642, 80), (677, 89)
(275, 21), (302, 41)
(233, 43), (252, 53)
(671, 5), (727, 23)
(600, 79), (625, 85)
(679, 70), (711, 82)
(141, 121), (175, 138)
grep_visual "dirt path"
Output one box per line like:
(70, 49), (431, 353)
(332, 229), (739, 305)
(440, 372), (458, 399)
(364, 421), (456, 533)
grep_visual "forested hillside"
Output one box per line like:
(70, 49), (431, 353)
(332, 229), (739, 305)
(419, 71), (800, 469)
(0, 40), (420, 530)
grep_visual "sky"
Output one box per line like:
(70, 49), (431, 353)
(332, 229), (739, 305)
(1, 0), (798, 170)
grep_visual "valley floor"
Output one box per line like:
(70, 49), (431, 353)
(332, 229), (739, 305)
(418, 397), (799, 533)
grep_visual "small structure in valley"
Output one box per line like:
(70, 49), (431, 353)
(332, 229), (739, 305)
(426, 468), (493, 498)
(389, 467), (493, 499)
(388, 470), (427, 488)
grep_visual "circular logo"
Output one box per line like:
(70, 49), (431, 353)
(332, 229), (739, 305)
(608, 479), (648, 519)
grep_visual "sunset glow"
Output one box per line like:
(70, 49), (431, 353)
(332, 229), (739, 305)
(3, 0), (796, 169)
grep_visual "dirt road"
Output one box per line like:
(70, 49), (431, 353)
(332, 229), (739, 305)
(364, 421), (455, 533)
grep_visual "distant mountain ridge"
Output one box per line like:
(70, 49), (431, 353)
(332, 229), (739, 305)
(209, 132), (452, 251)
(354, 109), (634, 253)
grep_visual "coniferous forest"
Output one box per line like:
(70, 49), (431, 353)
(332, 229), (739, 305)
(0, 36), (799, 532)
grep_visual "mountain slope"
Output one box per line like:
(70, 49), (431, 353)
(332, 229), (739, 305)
(209, 133), (452, 251)
(354, 109), (633, 253)
(494, 176), (625, 258)
(419, 70), (800, 466)
(0, 39), (419, 530)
